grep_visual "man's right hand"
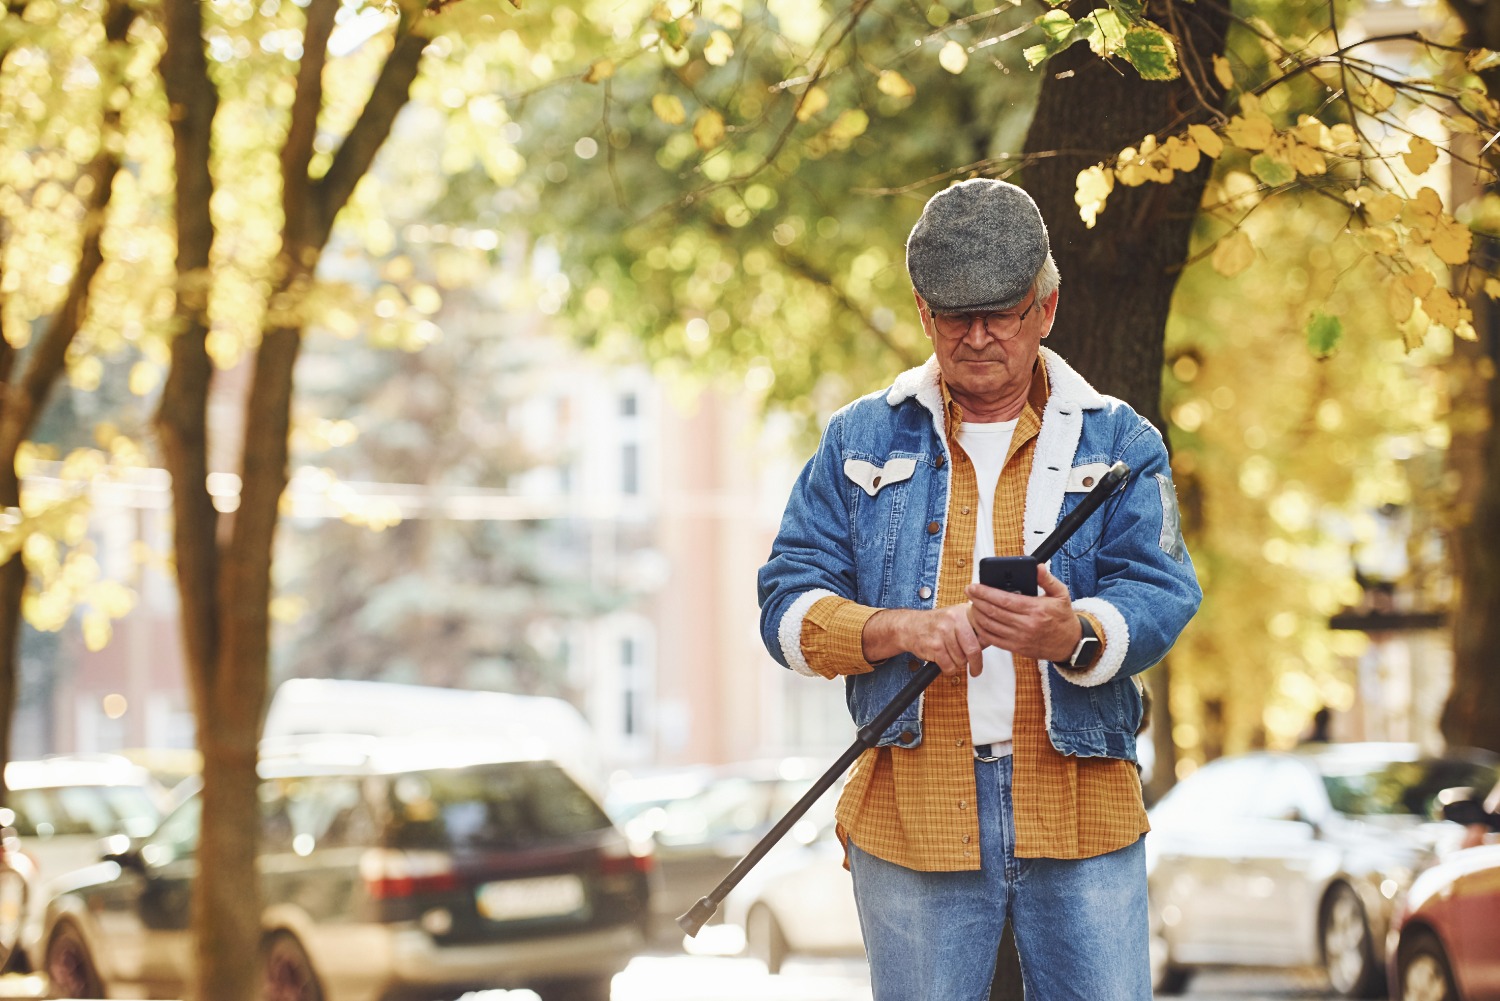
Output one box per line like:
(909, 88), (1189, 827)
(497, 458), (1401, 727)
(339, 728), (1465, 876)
(861, 605), (984, 677)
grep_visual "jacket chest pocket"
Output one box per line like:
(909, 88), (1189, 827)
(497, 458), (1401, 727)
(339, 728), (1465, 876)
(1060, 461), (1115, 560)
(846, 456), (919, 552)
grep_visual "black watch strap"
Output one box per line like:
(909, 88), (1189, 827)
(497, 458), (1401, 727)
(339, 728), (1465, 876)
(1065, 614), (1102, 670)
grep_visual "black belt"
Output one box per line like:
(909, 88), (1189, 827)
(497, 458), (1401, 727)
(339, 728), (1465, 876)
(974, 740), (1013, 761)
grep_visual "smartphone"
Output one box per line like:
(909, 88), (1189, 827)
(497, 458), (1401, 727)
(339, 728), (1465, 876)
(979, 556), (1038, 595)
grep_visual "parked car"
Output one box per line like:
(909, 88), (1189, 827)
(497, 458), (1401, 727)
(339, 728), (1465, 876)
(0, 814), (33, 972)
(721, 819), (863, 974)
(1147, 742), (1497, 998)
(606, 757), (829, 942)
(34, 737), (652, 1001)
(5, 755), (163, 886)
(1388, 791), (1500, 1001)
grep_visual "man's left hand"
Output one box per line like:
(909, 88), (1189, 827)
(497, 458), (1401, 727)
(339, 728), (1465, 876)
(963, 565), (1079, 662)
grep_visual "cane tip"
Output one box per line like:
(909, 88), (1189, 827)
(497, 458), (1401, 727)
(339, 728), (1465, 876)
(677, 897), (717, 937)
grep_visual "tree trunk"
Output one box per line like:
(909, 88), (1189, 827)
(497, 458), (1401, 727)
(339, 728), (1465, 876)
(1441, 1), (1500, 756)
(1020, 0), (1229, 798)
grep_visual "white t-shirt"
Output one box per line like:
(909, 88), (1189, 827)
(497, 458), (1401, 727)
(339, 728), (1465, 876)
(955, 419), (1019, 747)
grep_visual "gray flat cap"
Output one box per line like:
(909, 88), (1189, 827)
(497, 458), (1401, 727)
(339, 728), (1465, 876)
(906, 178), (1049, 312)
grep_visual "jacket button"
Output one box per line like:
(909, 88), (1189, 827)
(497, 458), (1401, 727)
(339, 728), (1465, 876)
(872, 476), (882, 488)
(899, 731), (915, 744)
(927, 521), (940, 534)
(935, 455), (946, 468)
(1083, 476), (1095, 487)
(919, 586), (932, 600)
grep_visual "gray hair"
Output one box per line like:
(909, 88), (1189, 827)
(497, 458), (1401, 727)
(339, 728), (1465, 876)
(1032, 252), (1060, 301)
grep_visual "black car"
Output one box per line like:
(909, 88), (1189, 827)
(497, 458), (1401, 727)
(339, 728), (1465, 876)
(36, 738), (652, 1001)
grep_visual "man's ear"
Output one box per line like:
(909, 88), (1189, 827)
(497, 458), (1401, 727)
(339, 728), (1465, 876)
(1038, 289), (1060, 339)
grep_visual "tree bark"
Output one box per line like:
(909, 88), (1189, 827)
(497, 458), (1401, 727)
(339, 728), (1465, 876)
(1020, 0), (1229, 804)
(0, 0), (135, 801)
(1441, 1), (1500, 756)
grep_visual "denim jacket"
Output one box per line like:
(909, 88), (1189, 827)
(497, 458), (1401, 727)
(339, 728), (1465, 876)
(757, 347), (1202, 762)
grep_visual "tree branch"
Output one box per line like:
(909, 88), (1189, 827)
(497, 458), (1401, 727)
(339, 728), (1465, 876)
(310, 20), (428, 249)
(281, 0), (339, 245)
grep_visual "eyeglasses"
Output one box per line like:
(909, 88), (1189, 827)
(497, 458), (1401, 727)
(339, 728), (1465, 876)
(926, 295), (1038, 340)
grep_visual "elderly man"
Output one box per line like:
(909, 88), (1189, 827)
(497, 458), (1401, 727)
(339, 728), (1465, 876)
(757, 179), (1202, 1001)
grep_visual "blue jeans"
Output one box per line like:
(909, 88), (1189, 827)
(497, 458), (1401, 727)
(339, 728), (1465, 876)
(847, 755), (1151, 1001)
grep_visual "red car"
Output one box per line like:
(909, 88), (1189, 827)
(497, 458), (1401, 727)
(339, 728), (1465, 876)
(1390, 835), (1500, 1001)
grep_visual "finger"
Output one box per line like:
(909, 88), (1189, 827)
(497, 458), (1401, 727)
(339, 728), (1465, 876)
(1037, 564), (1070, 600)
(959, 629), (984, 677)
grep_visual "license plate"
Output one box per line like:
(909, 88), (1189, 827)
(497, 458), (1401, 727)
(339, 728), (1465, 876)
(475, 874), (586, 921)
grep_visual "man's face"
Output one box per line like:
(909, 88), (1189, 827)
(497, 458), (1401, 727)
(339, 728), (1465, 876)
(916, 286), (1059, 407)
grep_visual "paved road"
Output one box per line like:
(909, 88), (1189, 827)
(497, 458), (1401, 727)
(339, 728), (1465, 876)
(0, 952), (1341, 1001)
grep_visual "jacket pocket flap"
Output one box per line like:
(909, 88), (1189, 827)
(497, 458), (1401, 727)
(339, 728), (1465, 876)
(844, 457), (917, 497)
(1066, 462), (1114, 492)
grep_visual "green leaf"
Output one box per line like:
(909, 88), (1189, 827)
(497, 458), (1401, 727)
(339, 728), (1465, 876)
(1250, 152), (1295, 187)
(1108, 0), (1145, 19)
(1025, 9), (1096, 68)
(1306, 313), (1343, 357)
(1120, 26), (1179, 81)
(1038, 9), (1077, 44)
(1084, 9), (1128, 57)
(1023, 43), (1051, 68)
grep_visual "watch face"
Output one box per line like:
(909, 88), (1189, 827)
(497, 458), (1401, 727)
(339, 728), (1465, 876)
(1071, 636), (1100, 667)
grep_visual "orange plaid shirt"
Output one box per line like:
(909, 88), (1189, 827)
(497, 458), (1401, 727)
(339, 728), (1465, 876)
(800, 362), (1149, 870)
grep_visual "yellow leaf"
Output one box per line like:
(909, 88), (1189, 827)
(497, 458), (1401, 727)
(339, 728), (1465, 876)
(1211, 230), (1255, 277)
(1423, 287), (1461, 328)
(1355, 227), (1398, 256)
(583, 59), (615, 84)
(1292, 115), (1328, 147)
(1366, 192), (1402, 224)
(1431, 216), (1473, 265)
(1075, 165), (1114, 229)
(1213, 54), (1234, 90)
(1484, 277), (1500, 299)
(1355, 76), (1396, 113)
(693, 109), (726, 150)
(1455, 320), (1479, 341)
(796, 86), (829, 122)
(1187, 124), (1223, 158)
(877, 70), (917, 98)
(703, 29), (734, 66)
(652, 93), (687, 125)
(1403, 268), (1436, 298)
(1326, 123), (1359, 155)
(939, 40), (969, 74)
(1287, 142), (1326, 176)
(1166, 137), (1201, 172)
(1403, 135), (1438, 175)
(1224, 112), (1275, 151)
(1387, 282), (1415, 324)
(1448, 115), (1480, 134)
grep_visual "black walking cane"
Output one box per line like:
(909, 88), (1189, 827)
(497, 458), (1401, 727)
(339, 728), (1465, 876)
(678, 459), (1132, 936)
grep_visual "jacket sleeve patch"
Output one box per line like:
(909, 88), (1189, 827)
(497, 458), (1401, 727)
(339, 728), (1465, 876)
(1154, 473), (1187, 563)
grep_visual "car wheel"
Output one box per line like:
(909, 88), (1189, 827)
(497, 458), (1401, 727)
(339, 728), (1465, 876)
(746, 903), (789, 976)
(45, 921), (104, 999)
(1321, 882), (1382, 999)
(1397, 930), (1457, 1001)
(262, 932), (324, 1001)
(0, 863), (27, 973)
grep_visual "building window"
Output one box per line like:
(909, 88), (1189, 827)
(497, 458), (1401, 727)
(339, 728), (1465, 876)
(621, 637), (637, 736)
(620, 392), (638, 418)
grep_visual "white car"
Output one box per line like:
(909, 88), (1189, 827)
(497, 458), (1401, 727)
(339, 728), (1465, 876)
(722, 818), (864, 974)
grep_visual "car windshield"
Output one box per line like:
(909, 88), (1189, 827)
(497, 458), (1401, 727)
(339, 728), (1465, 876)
(1321, 758), (1498, 817)
(385, 761), (611, 850)
(8, 784), (160, 838)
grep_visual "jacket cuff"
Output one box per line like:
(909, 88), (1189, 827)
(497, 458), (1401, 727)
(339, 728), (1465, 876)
(1056, 598), (1128, 687)
(778, 589), (836, 677)
(799, 596), (880, 679)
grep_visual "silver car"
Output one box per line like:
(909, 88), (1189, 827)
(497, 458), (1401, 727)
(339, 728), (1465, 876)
(1147, 742), (1497, 998)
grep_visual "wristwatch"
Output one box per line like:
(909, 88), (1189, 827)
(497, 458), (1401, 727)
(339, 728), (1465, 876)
(1064, 614), (1101, 670)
